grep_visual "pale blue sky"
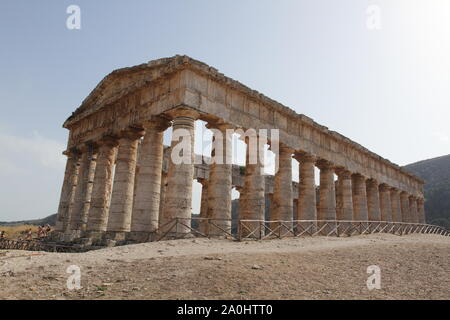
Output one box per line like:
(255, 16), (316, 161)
(0, 0), (449, 221)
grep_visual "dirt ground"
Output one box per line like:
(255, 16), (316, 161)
(0, 233), (448, 300)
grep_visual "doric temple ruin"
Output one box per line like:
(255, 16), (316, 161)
(54, 55), (432, 245)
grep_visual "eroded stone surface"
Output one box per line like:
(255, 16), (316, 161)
(55, 56), (427, 242)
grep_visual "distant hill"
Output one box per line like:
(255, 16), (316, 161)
(403, 154), (450, 229)
(0, 214), (56, 227)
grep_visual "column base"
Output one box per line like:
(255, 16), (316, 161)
(104, 231), (127, 241)
(46, 231), (64, 242)
(126, 231), (153, 242)
(62, 230), (82, 242)
(85, 231), (106, 241)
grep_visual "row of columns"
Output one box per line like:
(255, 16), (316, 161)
(56, 110), (426, 240)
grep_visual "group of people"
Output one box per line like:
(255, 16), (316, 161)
(37, 225), (52, 238)
(0, 230), (5, 239)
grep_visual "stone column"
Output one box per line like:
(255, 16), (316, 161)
(130, 119), (168, 236)
(296, 154), (317, 221)
(86, 136), (118, 237)
(400, 192), (410, 222)
(379, 184), (393, 222)
(335, 169), (353, 220)
(409, 196), (419, 223)
(158, 172), (168, 227)
(198, 178), (209, 234)
(161, 110), (197, 234)
(267, 193), (274, 220)
(366, 179), (381, 221)
(106, 128), (144, 239)
(272, 145), (294, 235)
(317, 160), (336, 220)
(239, 137), (265, 238)
(417, 198), (426, 223)
(390, 188), (402, 222)
(352, 174), (369, 221)
(67, 148), (90, 233)
(80, 145), (98, 232)
(295, 153), (317, 234)
(206, 122), (233, 237)
(317, 160), (337, 235)
(335, 169), (353, 235)
(55, 150), (80, 232)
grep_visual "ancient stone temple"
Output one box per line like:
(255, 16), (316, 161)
(55, 55), (426, 244)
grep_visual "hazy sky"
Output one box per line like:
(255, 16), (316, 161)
(0, 0), (449, 221)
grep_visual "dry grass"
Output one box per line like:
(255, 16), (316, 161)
(0, 225), (39, 239)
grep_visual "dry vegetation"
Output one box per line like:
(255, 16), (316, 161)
(0, 233), (448, 300)
(0, 225), (39, 240)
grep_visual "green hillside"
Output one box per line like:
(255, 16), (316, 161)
(404, 154), (450, 229)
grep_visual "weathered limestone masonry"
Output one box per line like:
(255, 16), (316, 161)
(55, 55), (425, 243)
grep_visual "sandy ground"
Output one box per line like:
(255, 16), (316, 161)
(0, 233), (448, 300)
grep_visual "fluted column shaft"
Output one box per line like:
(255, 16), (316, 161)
(239, 138), (265, 238)
(272, 146), (293, 222)
(352, 174), (368, 220)
(68, 150), (90, 231)
(55, 151), (80, 232)
(409, 196), (418, 223)
(158, 172), (168, 226)
(400, 192), (410, 222)
(296, 155), (317, 221)
(107, 129), (143, 235)
(390, 189), (402, 222)
(336, 170), (353, 220)
(131, 120), (167, 233)
(379, 184), (393, 222)
(161, 113), (196, 233)
(206, 123), (232, 236)
(87, 137), (118, 234)
(366, 179), (381, 221)
(317, 162), (336, 220)
(198, 178), (209, 234)
(80, 149), (98, 232)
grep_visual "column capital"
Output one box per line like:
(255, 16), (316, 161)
(119, 127), (145, 140)
(293, 151), (316, 164)
(352, 173), (367, 181)
(316, 159), (334, 170)
(165, 106), (200, 120)
(366, 178), (379, 187)
(400, 191), (409, 197)
(205, 120), (234, 132)
(63, 148), (81, 158)
(335, 167), (352, 179)
(417, 198), (425, 204)
(409, 195), (418, 201)
(74, 140), (98, 154)
(389, 187), (400, 194)
(379, 183), (392, 192)
(278, 143), (295, 154)
(97, 135), (119, 147)
(142, 116), (171, 131)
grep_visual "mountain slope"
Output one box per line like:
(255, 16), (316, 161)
(403, 154), (450, 229)
(0, 214), (56, 227)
